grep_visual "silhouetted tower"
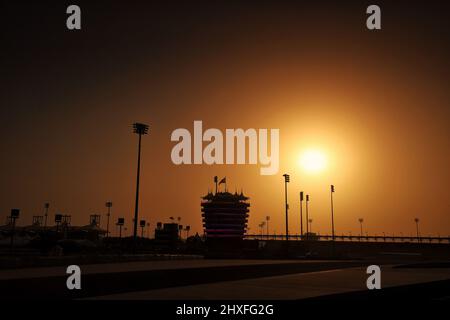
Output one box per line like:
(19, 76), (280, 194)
(132, 122), (149, 242)
(283, 174), (290, 241)
(105, 201), (112, 238)
(201, 185), (249, 239)
(330, 185), (335, 241)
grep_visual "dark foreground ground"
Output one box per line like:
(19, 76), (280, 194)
(1, 258), (450, 301)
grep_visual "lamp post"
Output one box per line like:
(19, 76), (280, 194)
(132, 122), (149, 242)
(105, 201), (112, 238)
(358, 218), (364, 241)
(140, 220), (146, 238)
(299, 191), (304, 237)
(44, 203), (49, 228)
(117, 218), (125, 238)
(308, 218), (313, 233)
(265, 216), (270, 237)
(305, 194), (310, 238)
(414, 218), (420, 243)
(282, 174), (290, 241)
(330, 185), (335, 241)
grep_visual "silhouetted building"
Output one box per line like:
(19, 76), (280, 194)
(154, 223), (179, 248)
(201, 191), (250, 239)
(201, 188), (250, 257)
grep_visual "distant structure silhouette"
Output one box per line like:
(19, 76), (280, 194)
(201, 177), (250, 257)
(132, 122), (149, 242)
(282, 174), (290, 241)
(117, 217), (125, 238)
(306, 194), (310, 236)
(358, 218), (364, 240)
(43, 203), (49, 228)
(299, 191), (304, 237)
(415, 218), (420, 243)
(330, 184), (335, 241)
(201, 179), (249, 239)
(105, 201), (112, 238)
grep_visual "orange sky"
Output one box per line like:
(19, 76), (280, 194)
(1, 1), (449, 237)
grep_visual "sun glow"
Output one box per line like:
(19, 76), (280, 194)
(299, 149), (327, 173)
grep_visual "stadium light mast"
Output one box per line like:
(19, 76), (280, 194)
(305, 194), (310, 237)
(43, 202), (50, 228)
(299, 192), (304, 237)
(283, 174), (290, 241)
(132, 122), (149, 242)
(105, 201), (112, 238)
(330, 185), (335, 241)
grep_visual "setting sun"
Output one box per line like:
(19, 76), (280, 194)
(299, 149), (327, 173)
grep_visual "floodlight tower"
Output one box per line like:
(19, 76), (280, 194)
(330, 185), (335, 241)
(299, 192), (304, 237)
(132, 122), (149, 242)
(44, 203), (50, 228)
(283, 174), (290, 241)
(305, 194), (310, 237)
(105, 201), (112, 238)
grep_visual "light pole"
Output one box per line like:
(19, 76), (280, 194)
(44, 203), (49, 229)
(260, 222), (266, 237)
(283, 174), (290, 241)
(330, 185), (335, 241)
(266, 216), (270, 237)
(306, 194), (310, 238)
(414, 218), (420, 243)
(358, 218), (364, 241)
(140, 220), (146, 238)
(299, 191), (304, 237)
(117, 218), (124, 238)
(308, 218), (313, 233)
(105, 201), (112, 238)
(132, 122), (149, 242)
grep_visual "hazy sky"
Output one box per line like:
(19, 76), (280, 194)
(1, 0), (449, 237)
